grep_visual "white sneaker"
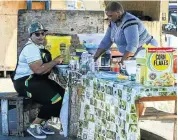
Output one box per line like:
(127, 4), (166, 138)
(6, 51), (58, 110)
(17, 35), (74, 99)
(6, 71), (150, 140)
(27, 124), (46, 139)
(47, 117), (62, 130)
(59, 129), (64, 135)
(41, 121), (55, 135)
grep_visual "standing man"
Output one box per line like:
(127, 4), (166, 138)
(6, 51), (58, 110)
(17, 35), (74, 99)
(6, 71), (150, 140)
(94, 2), (158, 63)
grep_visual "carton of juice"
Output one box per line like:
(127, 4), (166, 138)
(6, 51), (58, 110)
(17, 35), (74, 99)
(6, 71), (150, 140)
(136, 48), (174, 86)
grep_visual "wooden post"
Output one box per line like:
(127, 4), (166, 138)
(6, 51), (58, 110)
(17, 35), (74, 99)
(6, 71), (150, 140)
(23, 110), (30, 130)
(135, 101), (140, 118)
(16, 100), (24, 136)
(1, 99), (9, 135)
(173, 119), (177, 140)
(139, 102), (145, 116)
(173, 100), (177, 140)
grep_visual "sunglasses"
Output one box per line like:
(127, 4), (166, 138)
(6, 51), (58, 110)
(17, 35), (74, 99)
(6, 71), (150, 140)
(34, 32), (45, 37)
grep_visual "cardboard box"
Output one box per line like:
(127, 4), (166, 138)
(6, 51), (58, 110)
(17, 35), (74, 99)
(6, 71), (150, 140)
(136, 48), (174, 86)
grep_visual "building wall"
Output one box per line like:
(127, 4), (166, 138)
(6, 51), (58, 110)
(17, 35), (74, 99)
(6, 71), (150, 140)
(161, 1), (169, 25)
(143, 21), (161, 46)
(102, 1), (164, 46)
(120, 1), (160, 21)
(51, 0), (66, 10)
(0, 1), (166, 70)
(18, 10), (104, 50)
(0, 1), (46, 70)
(0, 1), (26, 70)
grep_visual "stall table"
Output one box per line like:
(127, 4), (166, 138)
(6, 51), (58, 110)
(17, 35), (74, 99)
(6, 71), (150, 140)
(51, 68), (177, 140)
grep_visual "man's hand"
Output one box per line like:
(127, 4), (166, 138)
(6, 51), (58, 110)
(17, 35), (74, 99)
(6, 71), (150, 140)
(121, 51), (134, 63)
(94, 56), (98, 62)
(118, 60), (124, 65)
(94, 48), (106, 62)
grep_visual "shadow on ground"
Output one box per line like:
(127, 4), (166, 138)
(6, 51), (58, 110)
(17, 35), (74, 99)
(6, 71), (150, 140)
(0, 109), (167, 140)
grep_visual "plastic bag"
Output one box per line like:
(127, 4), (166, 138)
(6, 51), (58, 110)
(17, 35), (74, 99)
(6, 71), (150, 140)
(59, 87), (69, 137)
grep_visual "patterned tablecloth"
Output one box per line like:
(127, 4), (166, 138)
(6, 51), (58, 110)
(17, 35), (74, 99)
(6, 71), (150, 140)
(77, 75), (177, 140)
(51, 69), (177, 140)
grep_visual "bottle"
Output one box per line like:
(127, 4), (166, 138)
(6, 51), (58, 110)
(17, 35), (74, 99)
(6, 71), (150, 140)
(113, 63), (120, 72)
(80, 52), (88, 74)
(95, 59), (99, 71)
(110, 58), (119, 72)
(136, 64), (141, 83)
(88, 55), (95, 72)
(76, 60), (80, 70)
(60, 43), (66, 64)
(129, 74), (136, 81)
(136, 64), (145, 84)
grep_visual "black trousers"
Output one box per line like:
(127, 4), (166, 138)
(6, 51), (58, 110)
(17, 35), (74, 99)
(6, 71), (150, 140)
(13, 75), (65, 120)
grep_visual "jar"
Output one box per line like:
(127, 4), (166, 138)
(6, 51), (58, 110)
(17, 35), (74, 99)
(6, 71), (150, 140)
(60, 43), (66, 55)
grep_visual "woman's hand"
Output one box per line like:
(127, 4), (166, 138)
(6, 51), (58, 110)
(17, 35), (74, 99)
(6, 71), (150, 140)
(53, 56), (64, 64)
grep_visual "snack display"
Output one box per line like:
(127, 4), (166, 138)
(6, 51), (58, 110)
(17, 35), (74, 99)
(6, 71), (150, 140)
(136, 47), (175, 86)
(153, 72), (174, 86)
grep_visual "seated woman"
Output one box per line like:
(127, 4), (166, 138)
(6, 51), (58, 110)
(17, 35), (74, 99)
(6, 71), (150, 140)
(12, 22), (65, 139)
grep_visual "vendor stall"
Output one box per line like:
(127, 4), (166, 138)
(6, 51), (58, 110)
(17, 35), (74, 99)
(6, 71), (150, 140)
(50, 44), (177, 140)
(18, 10), (177, 140)
(50, 64), (176, 140)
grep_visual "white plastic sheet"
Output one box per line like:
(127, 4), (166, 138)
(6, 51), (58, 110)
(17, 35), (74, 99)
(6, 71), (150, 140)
(60, 87), (69, 137)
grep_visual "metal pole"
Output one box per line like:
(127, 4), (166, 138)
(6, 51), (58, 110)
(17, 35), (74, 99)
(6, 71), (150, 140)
(45, 0), (50, 10)
(27, 0), (32, 10)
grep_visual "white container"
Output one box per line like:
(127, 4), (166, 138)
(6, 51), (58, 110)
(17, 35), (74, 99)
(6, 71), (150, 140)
(88, 55), (95, 72)
(136, 64), (141, 83)
(69, 60), (76, 70)
(123, 60), (136, 75)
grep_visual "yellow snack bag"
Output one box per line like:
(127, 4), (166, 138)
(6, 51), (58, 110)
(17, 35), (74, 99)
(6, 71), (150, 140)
(117, 74), (128, 80)
(45, 35), (71, 64)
